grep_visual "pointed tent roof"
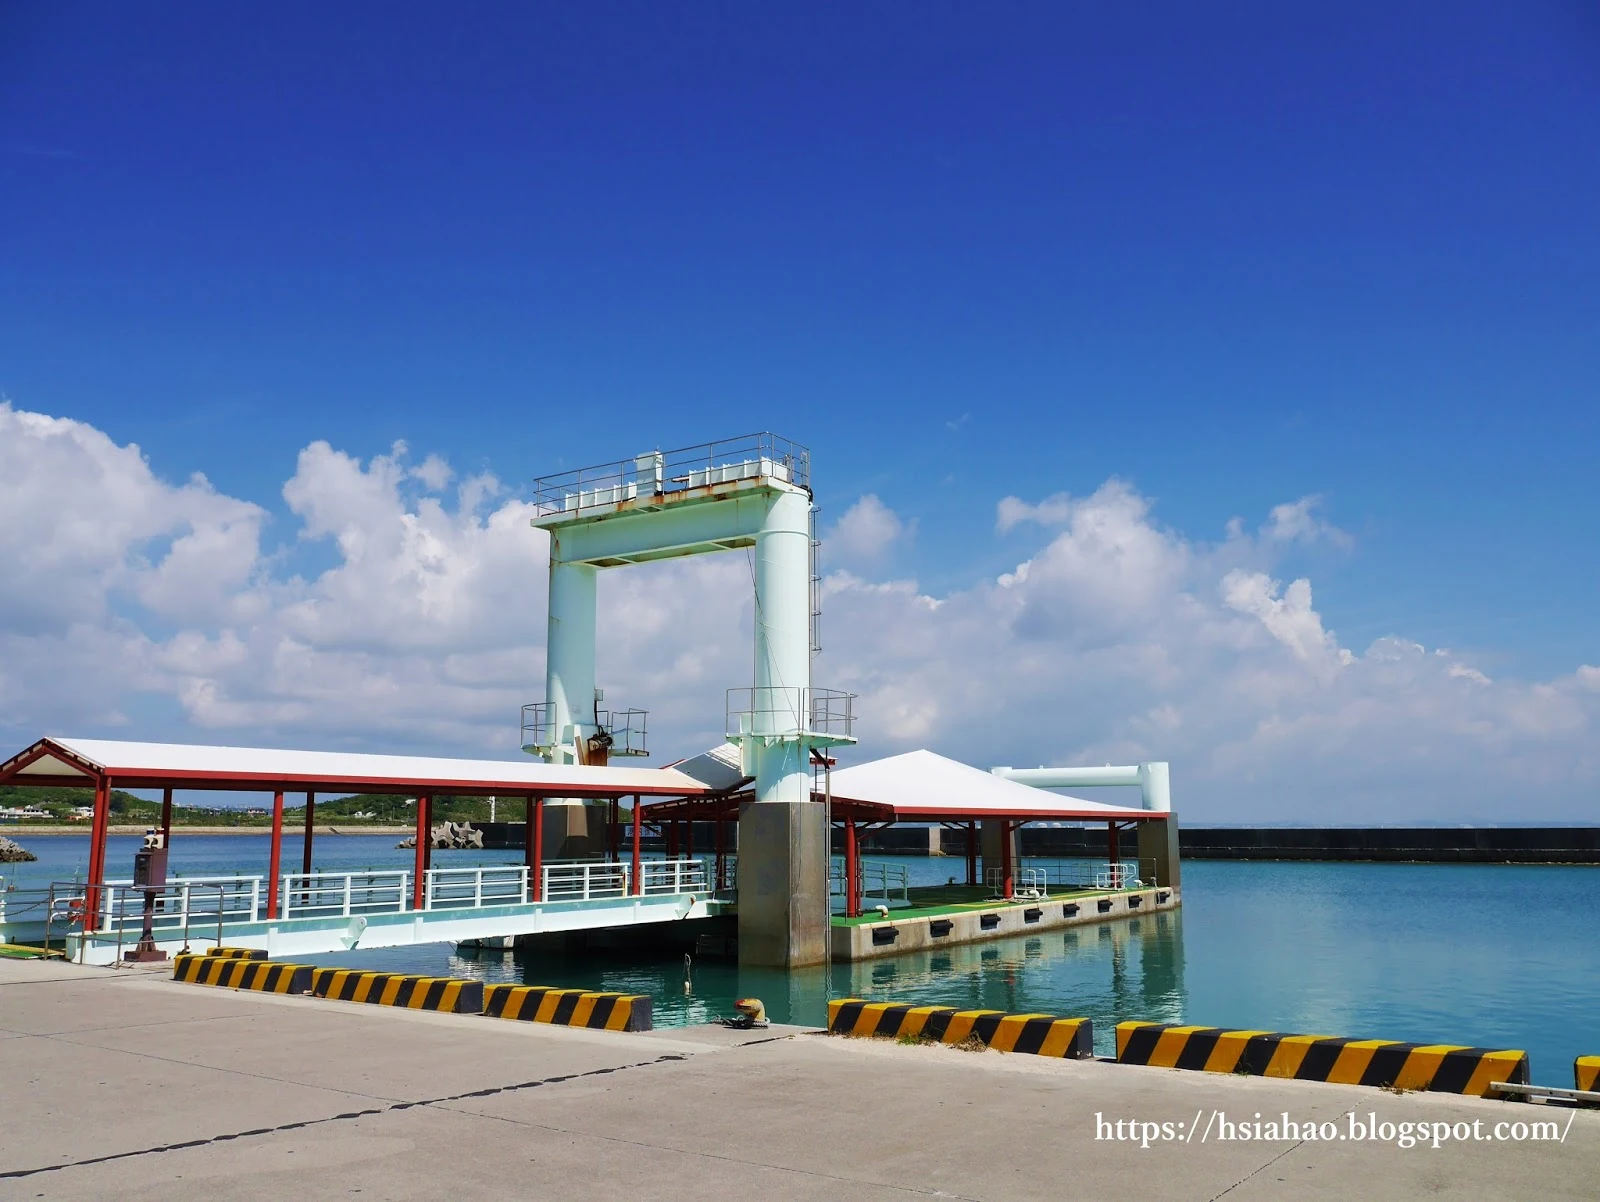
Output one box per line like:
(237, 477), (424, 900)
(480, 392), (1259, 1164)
(823, 749), (1159, 822)
(0, 736), (710, 798)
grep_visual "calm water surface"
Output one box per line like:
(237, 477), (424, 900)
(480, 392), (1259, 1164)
(7, 833), (1596, 1084)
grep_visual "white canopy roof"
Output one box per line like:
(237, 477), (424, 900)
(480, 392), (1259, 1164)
(825, 749), (1158, 821)
(0, 737), (708, 798)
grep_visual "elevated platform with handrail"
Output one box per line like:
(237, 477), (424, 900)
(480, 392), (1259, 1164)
(1, 858), (718, 966)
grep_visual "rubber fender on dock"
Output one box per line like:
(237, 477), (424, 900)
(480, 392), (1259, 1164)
(481, 984), (653, 1032)
(1115, 1022), (1529, 1097)
(172, 952), (310, 994)
(309, 968), (483, 1015)
(204, 946), (267, 960)
(1578, 1056), (1600, 1093)
(828, 999), (1094, 1059)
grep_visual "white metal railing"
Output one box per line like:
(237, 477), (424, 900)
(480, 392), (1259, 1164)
(542, 860), (629, 901)
(94, 878), (260, 938)
(726, 686), (856, 740)
(830, 858), (911, 907)
(101, 875), (263, 929)
(1024, 858), (1147, 891)
(59, 857), (716, 941)
(638, 858), (709, 897)
(281, 870), (410, 919)
(424, 865), (528, 910)
(531, 433), (810, 517)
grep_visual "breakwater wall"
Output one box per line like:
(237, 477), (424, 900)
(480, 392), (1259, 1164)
(1011, 826), (1600, 865)
(452, 822), (1600, 865)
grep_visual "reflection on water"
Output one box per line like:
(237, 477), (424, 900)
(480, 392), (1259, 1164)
(414, 906), (1186, 1058)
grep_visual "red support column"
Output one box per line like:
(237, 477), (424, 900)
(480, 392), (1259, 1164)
(845, 819), (859, 918)
(266, 790), (285, 918)
(411, 794), (430, 910)
(714, 812), (726, 891)
(160, 787), (173, 849)
(608, 798), (619, 861)
(685, 814), (694, 858)
(1001, 819), (1014, 900)
(1107, 820), (1119, 884)
(531, 797), (545, 901)
(631, 795), (643, 896)
(84, 777), (111, 932)
(524, 795), (535, 897)
(301, 791), (316, 876)
(965, 821), (977, 887)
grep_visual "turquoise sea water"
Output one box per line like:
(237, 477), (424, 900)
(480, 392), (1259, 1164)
(7, 833), (1596, 1084)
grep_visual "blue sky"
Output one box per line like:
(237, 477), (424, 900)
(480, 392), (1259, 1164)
(1, 5), (1597, 819)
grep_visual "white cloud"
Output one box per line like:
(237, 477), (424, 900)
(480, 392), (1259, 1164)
(1261, 494), (1352, 548)
(1, 401), (1596, 824)
(825, 495), (909, 566)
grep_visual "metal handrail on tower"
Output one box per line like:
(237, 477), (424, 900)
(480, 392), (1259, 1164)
(520, 702), (648, 757)
(725, 686), (856, 742)
(530, 432), (811, 517)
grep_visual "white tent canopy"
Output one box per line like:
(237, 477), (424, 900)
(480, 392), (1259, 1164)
(824, 749), (1159, 822)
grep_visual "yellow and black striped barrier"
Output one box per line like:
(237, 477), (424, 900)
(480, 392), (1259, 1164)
(172, 952), (311, 994)
(481, 984), (653, 1032)
(827, 999), (1093, 1059)
(1116, 1022), (1529, 1097)
(310, 967), (484, 1015)
(204, 946), (267, 961)
(1577, 1056), (1600, 1093)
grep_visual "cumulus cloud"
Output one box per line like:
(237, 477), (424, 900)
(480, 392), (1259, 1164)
(826, 495), (910, 566)
(1261, 494), (1352, 548)
(1, 401), (1596, 823)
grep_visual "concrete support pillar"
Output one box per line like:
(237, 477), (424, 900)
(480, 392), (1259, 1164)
(736, 800), (827, 967)
(1138, 816), (1182, 888)
(979, 820), (1017, 893)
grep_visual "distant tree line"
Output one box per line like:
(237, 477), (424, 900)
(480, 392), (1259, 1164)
(1, 785), (504, 826)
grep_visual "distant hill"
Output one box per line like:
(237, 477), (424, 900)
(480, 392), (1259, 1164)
(1, 784), (501, 826)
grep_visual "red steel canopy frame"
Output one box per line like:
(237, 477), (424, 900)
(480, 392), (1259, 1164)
(0, 737), (713, 931)
(640, 747), (1171, 918)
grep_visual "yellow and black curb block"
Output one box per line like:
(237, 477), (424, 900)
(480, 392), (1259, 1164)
(1116, 1022), (1529, 1097)
(203, 946), (267, 960)
(1577, 1056), (1599, 1093)
(172, 952), (311, 994)
(827, 998), (1094, 1059)
(481, 984), (653, 1032)
(310, 967), (484, 1015)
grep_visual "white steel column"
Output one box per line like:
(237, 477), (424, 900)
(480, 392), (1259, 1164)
(545, 551), (597, 765)
(751, 488), (812, 804)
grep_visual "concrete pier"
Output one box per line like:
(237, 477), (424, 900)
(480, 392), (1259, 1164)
(1, 958), (1594, 1199)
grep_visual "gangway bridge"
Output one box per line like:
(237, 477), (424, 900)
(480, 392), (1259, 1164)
(2, 859), (721, 965)
(0, 737), (732, 966)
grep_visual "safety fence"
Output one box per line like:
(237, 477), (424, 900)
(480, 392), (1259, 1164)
(830, 859), (911, 909)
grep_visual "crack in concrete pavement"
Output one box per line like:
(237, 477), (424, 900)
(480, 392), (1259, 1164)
(0, 1052), (695, 1181)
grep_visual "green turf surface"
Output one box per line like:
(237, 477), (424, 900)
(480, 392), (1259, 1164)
(830, 884), (1117, 927)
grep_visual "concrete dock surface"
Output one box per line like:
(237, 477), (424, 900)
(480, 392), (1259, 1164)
(1, 958), (1594, 1201)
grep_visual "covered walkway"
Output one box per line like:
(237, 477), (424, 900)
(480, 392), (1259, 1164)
(0, 737), (715, 946)
(646, 747), (1177, 918)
